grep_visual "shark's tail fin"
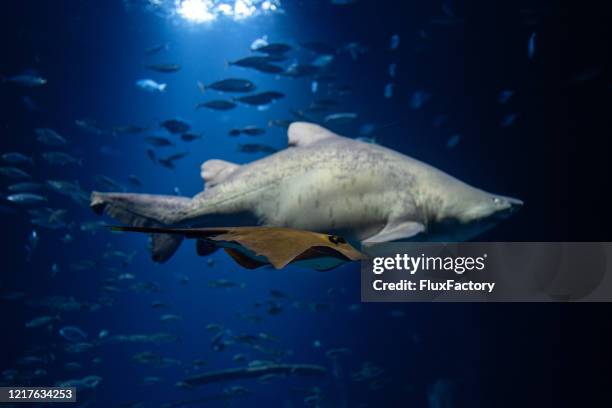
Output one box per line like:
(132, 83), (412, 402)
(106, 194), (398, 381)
(91, 191), (191, 263)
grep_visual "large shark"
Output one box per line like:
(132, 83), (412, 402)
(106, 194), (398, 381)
(91, 122), (522, 262)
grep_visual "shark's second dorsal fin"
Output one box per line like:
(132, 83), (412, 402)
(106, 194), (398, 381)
(201, 159), (241, 189)
(288, 122), (344, 148)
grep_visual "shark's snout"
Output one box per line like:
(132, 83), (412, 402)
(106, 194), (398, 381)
(494, 196), (523, 219)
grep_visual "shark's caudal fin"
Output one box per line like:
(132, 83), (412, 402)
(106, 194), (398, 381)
(90, 191), (192, 263)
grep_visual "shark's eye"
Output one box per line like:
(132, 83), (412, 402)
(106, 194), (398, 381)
(328, 235), (346, 245)
(492, 197), (502, 205)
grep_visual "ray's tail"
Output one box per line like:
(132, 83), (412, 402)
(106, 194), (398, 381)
(90, 191), (192, 263)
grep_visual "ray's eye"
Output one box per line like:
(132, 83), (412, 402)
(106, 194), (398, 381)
(328, 235), (346, 245)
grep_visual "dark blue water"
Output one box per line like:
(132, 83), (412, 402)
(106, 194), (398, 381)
(2, 1), (605, 407)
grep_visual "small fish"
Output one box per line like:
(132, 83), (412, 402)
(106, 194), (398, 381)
(311, 80), (318, 93)
(144, 136), (174, 147)
(229, 57), (284, 74)
(196, 100), (237, 111)
(388, 63), (397, 78)
(145, 63), (181, 73)
(208, 279), (245, 289)
(95, 175), (125, 191)
(229, 56), (281, 67)
(46, 180), (81, 194)
(300, 41), (336, 55)
(145, 43), (169, 55)
(41, 151), (83, 166)
(163, 152), (189, 162)
(111, 125), (148, 135)
(21, 96), (42, 112)
(500, 113), (519, 128)
(26, 315), (59, 328)
(384, 83), (394, 98)
(158, 152), (188, 169)
(161, 119), (190, 134)
(146, 148), (156, 163)
(528, 32), (536, 59)
(8, 182), (44, 192)
(498, 90), (514, 104)
(268, 119), (292, 129)
(36, 128), (67, 146)
(3, 72), (47, 87)
(234, 91), (285, 106)
(343, 42), (368, 60)
(160, 314), (182, 322)
(253, 43), (291, 55)
(0, 167), (31, 179)
(80, 220), (107, 233)
(26, 229), (38, 261)
(390, 34), (400, 50)
(323, 112), (358, 124)
(200, 78), (256, 93)
(446, 134), (462, 149)
(128, 175), (142, 186)
(64, 342), (94, 354)
(283, 63), (320, 78)
(2, 152), (34, 165)
(59, 326), (88, 342)
(410, 90), (431, 110)
(238, 144), (278, 154)
(6, 193), (47, 205)
(180, 132), (202, 142)
(229, 126), (266, 136)
(136, 79), (166, 93)
(75, 118), (108, 135)
(312, 54), (334, 67)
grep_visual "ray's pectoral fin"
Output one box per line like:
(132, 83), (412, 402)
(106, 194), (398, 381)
(362, 221), (426, 244)
(223, 248), (268, 269)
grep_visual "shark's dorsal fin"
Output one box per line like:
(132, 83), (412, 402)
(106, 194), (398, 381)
(288, 122), (344, 148)
(201, 159), (241, 189)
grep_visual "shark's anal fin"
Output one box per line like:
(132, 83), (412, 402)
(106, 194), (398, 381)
(287, 122), (344, 147)
(362, 221), (425, 244)
(201, 159), (241, 189)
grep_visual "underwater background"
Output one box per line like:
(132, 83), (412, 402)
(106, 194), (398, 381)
(1, 0), (609, 407)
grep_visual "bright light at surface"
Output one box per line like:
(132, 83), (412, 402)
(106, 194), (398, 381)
(172, 0), (281, 23)
(175, 0), (216, 23)
(233, 0), (256, 19)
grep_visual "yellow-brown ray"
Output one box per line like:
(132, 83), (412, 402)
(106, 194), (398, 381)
(109, 225), (366, 270)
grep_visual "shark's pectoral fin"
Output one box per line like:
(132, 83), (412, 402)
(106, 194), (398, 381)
(287, 122), (345, 147)
(201, 159), (241, 189)
(362, 221), (425, 244)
